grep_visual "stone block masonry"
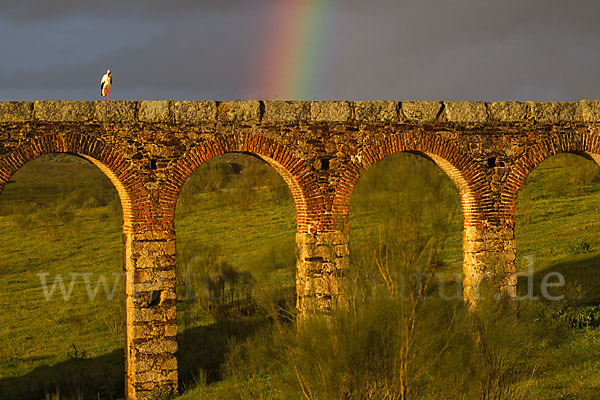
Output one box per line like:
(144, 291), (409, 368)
(1, 100), (600, 398)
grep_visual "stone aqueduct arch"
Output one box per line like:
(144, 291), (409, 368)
(0, 134), (142, 228)
(1, 99), (599, 398)
(163, 135), (324, 315)
(332, 133), (490, 301)
(501, 132), (600, 220)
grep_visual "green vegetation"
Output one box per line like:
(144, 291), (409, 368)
(0, 154), (124, 399)
(174, 154), (296, 392)
(516, 153), (600, 303)
(514, 153), (600, 399)
(0, 151), (599, 399)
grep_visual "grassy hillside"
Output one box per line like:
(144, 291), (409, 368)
(0, 151), (598, 399)
(0, 155), (125, 398)
(516, 153), (600, 303)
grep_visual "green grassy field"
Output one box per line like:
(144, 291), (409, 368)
(0, 152), (599, 399)
(0, 155), (125, 399)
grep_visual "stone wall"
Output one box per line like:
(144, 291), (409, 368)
(1, 100), (600, 398)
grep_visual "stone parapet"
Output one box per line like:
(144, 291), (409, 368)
(1, 100), (599, 125)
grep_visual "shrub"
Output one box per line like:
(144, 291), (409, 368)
(148, 388), (177, 400)
(567, 240), (592, 255)
(549, 304), (600, 328)
(209, 153), (564, 400)
(177, 241), (257, 318)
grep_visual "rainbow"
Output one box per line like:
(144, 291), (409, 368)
(257, 0), (335, 100)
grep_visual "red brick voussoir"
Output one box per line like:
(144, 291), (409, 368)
(332, 132), (489, 231)
(0, 132), (147, 232)
(163, 133), (321, 233)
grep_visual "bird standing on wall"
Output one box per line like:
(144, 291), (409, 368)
(101, 69), (112, 100)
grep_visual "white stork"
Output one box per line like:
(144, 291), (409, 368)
(101, 69), (112, 100)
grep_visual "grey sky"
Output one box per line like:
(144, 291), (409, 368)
(1, 0), (598, 101)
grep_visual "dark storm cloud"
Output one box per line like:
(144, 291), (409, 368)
(1, 0), (257, 20)
(321, 0), (600, 100)
(0, 1), (264, 99)
(1, 0), (599, 101)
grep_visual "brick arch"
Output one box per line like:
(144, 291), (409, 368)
(500, 133), (600, 225)
(332, 133), (488, 229)
(0, 134), (146, 232)
(165, 134), (321, 232)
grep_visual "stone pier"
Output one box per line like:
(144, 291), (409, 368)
(124, 232), (178, 398)
(296, 231), (350, 313)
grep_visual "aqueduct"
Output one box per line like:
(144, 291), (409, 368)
(1, 99), (599, 398)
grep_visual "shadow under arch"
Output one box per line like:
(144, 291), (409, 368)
(333, 133), (487, 230)
(166, 134), (321, 232)
(0, 134), (145, 230)
(500, 133), (600, 224)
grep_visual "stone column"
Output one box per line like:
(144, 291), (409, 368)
(463, 224), (517, 302)
(296, 231), (350, 314)
(124, 231), (178, 399)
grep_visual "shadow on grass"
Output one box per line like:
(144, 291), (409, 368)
(0, 317), (270, 399)
(0, 347), (125, 399)
(176, 316), (270, 393)
(517, 254), (600, 304)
